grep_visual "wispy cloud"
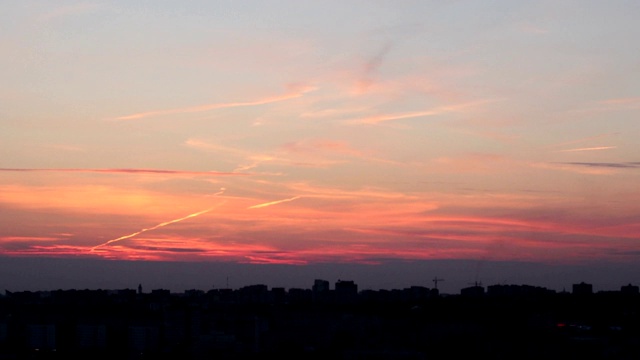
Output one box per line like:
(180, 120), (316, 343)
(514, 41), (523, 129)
(346, 99), (501, 125)
(279, 139), (364, 158)
(549, 132), (619, 148)
(185, 139), (253, 157)
(300, 107), (369, 119)
(598, 97), (640, 107)
(0, 236), (62, 242)
(568, 97), (640, 115)
(556, 146), (617, 153)
(0, 184), (218, 217)
(347, 109), (441, 125)
(353, 43), (393, 94)
(536, 161), (640, 175)
(0, 168), (247, 177)
(560, 162), (640, 169)
(186, 138), (367, 170)
(114, 85), (316, 120)
(42, 144), (85, 152)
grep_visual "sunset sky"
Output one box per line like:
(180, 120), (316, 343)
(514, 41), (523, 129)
(1, 1), (639, 292)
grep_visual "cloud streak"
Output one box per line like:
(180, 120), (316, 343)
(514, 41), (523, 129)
(247, 196), (302, 209)
(346, 99), (501, 125)
(114, 85), (316, 120)
(0, 168), (247, 177)
(559, 162), (640, 169)
(556, 146), (617, 153)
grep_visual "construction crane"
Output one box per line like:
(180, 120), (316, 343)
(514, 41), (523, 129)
(433, 277), (444, 290)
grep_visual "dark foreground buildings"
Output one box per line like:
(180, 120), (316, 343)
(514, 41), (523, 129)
(1, 281), (639, 359)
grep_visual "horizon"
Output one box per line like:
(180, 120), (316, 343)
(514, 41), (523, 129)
(1, 256), (638, 295)
(1, 2), (640, 292)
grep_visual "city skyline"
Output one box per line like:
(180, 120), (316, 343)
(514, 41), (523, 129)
(1, 1), (640, 290)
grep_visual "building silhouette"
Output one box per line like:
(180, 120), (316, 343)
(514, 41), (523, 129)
(572, 282), (593, 295)
(0, 280), (639, 358)
(621, 283), (639, 295)
(335, 280), (358, 303)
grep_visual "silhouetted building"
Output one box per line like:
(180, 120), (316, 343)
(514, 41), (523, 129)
(407, 286), (430, 301)
(621, 283), (639, 295)
(312, 279), (330, 303)
(76, 324), (107, 350)
(128, 325), (160, 353)
(487, 284), (554, 297)
(272, 287), (286, 303)
(461, 285), (485, 297)
(184, 289), (205, 297)
(287, 288), (312, 304)
(237, 284), (269, 303)
(572, 282), (593, 295)
(3, 281), (640, 358)
(27, 324), (56, 350)
(0, 321), (7, 345)
(313, 279), (330, 293)
(335, 280), (358, 303)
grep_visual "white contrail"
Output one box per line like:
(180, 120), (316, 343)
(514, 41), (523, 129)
(91, 207), (216, 251)
(114, 86), (316, 121)
(91, 192), (300, 251)
(247, 196), (301, 209)
(91, 189), (226, 251)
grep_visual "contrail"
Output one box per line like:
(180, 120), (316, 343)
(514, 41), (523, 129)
(114, 86), (316, 121)
(247, 196), (301, 209)
(91, 189), (226, 251)
(91, 192), (300, 251)
(208, 188), (226, 197)
(91, 207), (216, 251)
(557, 146), (616, 152)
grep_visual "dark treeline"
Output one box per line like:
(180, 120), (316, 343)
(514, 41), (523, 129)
(1, 281), (640, 359)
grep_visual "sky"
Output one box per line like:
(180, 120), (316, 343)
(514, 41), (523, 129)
(1, 1), (640, 293)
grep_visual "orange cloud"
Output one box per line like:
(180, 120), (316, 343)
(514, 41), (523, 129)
(0, 168), (247, 177)
(0, 184), (216, 217)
